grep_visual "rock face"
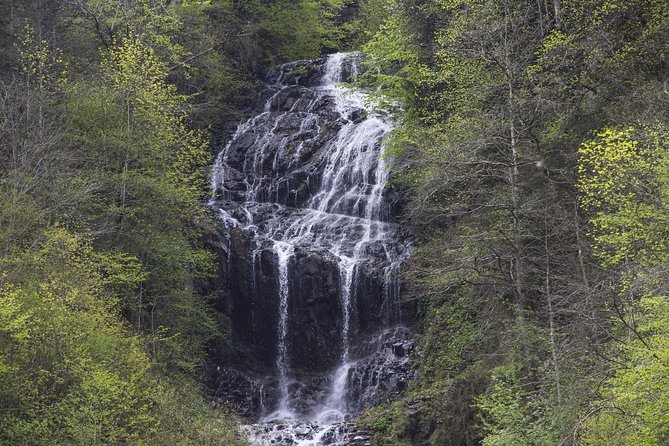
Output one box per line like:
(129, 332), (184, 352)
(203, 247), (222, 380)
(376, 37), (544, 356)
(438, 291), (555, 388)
(206, 53), (413, 444)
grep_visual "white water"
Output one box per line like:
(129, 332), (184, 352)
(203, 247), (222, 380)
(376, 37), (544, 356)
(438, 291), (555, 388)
(211, 53), (409, 445)
(274, 241), (295, 420)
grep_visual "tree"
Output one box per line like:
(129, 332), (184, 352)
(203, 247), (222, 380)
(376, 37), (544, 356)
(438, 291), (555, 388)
(61, 36), (217, 372)
(582, 297), (669, 446)
(359, 0), (621, 444)
(578, 127), (669, 268)
(0, 228), (242, 445)
(578, 125), (669, 445)
(0, 27), (70, 253)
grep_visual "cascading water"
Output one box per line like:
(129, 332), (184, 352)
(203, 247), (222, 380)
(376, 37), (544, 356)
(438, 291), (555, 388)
(209, 53), (413, 445)
(275, 241), (295, 419)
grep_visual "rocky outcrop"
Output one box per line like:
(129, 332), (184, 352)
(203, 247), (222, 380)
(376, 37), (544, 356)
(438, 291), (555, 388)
(347, 327), (415, 410)
(205, 53), (414, 445)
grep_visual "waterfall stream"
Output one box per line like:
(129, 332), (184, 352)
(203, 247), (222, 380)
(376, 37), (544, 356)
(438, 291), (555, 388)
(210, 53), (412, 445)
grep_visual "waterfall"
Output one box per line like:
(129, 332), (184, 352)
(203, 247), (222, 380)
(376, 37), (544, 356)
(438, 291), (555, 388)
(274, 240), (295, 419)
(210, 53), (413, 445)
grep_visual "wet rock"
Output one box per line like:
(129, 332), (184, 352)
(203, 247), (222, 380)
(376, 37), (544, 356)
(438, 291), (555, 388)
(294, 426), (311, 436)
(211, 369), (278, 419)
(205, 53), (415, 434)
(349, 108), (367, 124)
(346, 327), (416, 411)
(392, 343), (406, 357)
(242, 421), (375, 446)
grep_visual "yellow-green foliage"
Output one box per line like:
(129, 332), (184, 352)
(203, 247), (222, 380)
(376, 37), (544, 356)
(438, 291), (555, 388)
(582, 297), (669, 446)
(578, 127), (669, 445)
(361, 400), (412, 446)
(65, 0), (186, 60)
(347, 0), (394, 47)
(477, 357), (560, 446)
(1, 11), (242, 444)
(0, 229), (243, 445)
(578, 127), (669, 267)
(61, 35), (218, 374)
(17, 26), (67, 90)
(107, 36), (210, 197)
(361, 0), (432, 112)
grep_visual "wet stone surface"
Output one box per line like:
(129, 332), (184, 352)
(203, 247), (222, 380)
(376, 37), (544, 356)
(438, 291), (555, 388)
(242, 421), (374, 446)
(205, 53), (414, 445)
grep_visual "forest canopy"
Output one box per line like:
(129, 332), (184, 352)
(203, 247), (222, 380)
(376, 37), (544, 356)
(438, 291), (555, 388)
(2, 0), (669, 445)
(356, 1), (669, 445)
(0, 0), (347, 444)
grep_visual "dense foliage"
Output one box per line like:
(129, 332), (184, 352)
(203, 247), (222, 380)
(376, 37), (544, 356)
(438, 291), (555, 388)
(355, 0), (669, 445)
(0, 0), (345, 444)
(3, 0), (669, 444)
